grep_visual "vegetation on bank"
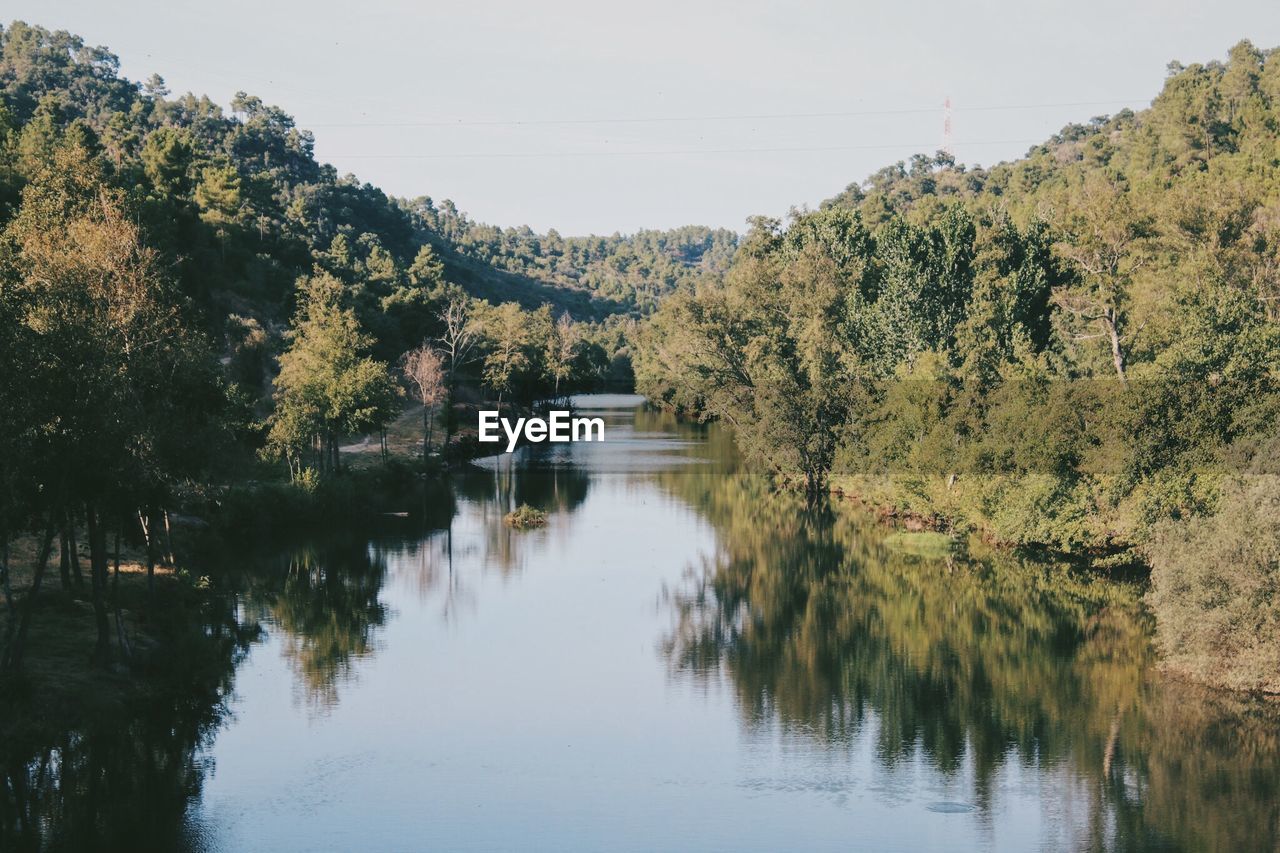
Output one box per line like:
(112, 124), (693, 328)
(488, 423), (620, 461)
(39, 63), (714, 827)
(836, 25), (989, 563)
(635, 41), (1280, 691)
(1147, 476), (1280, 693)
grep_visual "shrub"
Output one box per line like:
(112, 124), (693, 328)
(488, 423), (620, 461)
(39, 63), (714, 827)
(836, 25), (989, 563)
(1146, 476), (1280, 693)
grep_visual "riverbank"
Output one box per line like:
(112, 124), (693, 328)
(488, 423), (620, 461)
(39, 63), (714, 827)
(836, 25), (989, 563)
(0, 394), (524, 738)
(792, 470), (1278, 695)
(206, 394), (534, 544)
(0, 537), (246, 748)
(337, 394), (580, 472)
(820, 472), (1137, 566)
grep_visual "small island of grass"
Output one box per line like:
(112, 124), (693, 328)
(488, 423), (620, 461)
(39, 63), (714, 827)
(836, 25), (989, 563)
(504, 504), (548, 529)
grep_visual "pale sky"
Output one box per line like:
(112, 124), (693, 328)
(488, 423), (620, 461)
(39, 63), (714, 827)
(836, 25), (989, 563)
(13, 1), (1280, 235)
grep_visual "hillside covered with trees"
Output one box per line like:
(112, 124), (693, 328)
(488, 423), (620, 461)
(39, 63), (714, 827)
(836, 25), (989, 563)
(0, 19), (733, 678)
(635, 41), (1280, 691)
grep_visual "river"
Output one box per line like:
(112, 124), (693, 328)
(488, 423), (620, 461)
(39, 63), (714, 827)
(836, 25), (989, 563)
(5, 395), (1279, 851)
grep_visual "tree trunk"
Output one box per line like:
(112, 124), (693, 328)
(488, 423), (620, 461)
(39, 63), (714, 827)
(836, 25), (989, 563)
(58, 530), (73, 591)
(1, 517), (56, 674)
(139, 509), (156, 599)
(65, 513), (84, 588)
(85, 507), (113, 666)
(112, 523), (131, 661)
(1103, 308), (1127, 385)
(162, 509), (175, 565)
(444, 373), (456, 453)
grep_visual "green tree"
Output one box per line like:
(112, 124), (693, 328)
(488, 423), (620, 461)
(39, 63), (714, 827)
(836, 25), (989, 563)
(477, 301), (533, 404)
(1052, 173), (1154, 383)
(267, 272), (398, 478)
(140, 127), (193, 195)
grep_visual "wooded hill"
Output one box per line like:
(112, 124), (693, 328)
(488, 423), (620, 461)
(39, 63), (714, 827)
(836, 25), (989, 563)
(0, 21), (735, 336)
(634, 40), (1280, 691)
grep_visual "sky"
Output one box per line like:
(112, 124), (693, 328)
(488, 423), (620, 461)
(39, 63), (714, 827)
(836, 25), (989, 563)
(13, 1), (1280, 235)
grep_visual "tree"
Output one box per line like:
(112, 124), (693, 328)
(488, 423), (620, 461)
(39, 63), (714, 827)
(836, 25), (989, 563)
(2, 140), (227, 668)
(267, 272), (398, 478)
(476, 301), (532, 404)
(1053, 173), (1154, 383)
(380, 244), (445, 356)
(434, 286), (481, 447)
(543, 311), (581, 397)
(140, 127), (193, 195)
(636, 210), (873, 491)
(400, 344), (446, 458)
(193, 164), (243, 246)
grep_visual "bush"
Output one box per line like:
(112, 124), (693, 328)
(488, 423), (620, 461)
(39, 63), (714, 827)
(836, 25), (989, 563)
(1146, 476), (1280, 693)
(504, 504), (548, 529)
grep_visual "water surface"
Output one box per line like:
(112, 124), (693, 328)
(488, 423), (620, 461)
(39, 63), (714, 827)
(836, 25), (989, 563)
(5, 395), (1279, 851)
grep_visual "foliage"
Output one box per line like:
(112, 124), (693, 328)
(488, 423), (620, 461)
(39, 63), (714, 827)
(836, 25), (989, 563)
(1147, 476), (1280, 692)
(265, 272), (399, 478)
(634, 41), (1280, 689)
(638, 41), (1280, 550)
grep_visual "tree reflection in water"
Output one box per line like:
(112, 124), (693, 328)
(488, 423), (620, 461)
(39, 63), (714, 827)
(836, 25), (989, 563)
(0, 595), (254, 852)
(661, 475), (1280, 852)
(241, 538), (390, 710)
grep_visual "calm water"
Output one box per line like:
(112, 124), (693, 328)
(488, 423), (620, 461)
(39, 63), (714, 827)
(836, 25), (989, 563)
(4, 395), (1279, 851)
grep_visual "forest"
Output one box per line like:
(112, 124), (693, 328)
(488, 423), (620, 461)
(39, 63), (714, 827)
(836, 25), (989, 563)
(1, 19), (1278, 703)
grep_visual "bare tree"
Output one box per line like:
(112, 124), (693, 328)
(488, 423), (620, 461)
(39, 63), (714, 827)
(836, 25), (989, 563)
(400, 344), (447, 458)
(545, 312), (581, 397)
(435, 289), (481, 448)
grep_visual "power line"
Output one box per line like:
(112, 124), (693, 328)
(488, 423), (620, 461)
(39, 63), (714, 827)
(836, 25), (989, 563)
(326, 138), (1047, 160)
(308, 99), (1144, 129)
